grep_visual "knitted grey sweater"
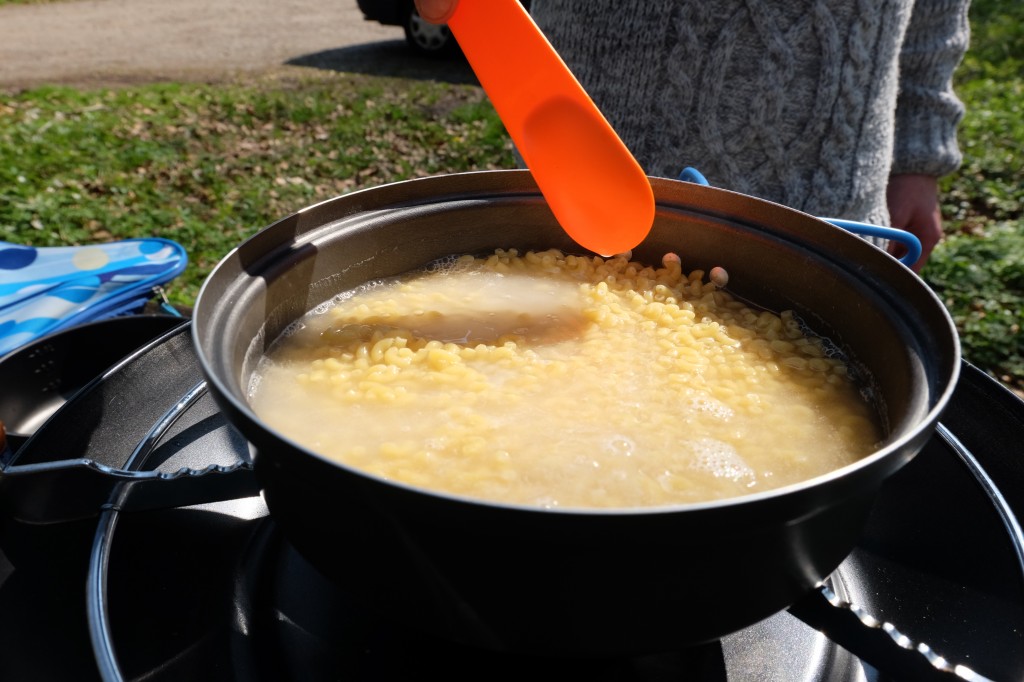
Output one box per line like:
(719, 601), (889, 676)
(529, 0), (970, 226)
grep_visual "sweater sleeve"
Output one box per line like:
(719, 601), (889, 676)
(891, 0), (971, 178)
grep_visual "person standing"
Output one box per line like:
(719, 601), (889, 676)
(414, 0), (971, 271)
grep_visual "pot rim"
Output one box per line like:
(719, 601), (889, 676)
(193, 169), (961, 518)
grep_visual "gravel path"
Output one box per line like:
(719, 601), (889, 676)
(0, 0), (468, 89)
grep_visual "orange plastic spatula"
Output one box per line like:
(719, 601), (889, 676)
(443, 0), (655, 256)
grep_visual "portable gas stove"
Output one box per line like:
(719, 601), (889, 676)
(0, 320), (1022, 681)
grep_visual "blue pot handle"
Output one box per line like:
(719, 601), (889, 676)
(677, 167), (921, 268)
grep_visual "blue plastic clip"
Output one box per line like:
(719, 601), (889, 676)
(676, 167), (921, 268)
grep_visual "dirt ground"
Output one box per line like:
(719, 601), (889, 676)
(0, 0), (474, 90)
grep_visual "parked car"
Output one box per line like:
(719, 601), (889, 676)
(356, 0), (532, 55)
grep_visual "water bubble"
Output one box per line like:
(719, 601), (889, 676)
(687, 438), (754, 483)
(687, 395), (734, 420)
(535, 495), (560, 509)
(604, 435), (636, 457)
(280, 320), (306, 338)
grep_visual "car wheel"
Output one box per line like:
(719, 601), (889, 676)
(403, 3), (456, 55)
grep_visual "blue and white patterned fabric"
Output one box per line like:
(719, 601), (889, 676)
(0, 238), (187, 357)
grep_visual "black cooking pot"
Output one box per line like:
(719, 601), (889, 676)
(191, 170), (960, 656)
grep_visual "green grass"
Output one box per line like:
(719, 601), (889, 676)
(0, 74), (517, 305)
(923, 0), (1024, 393)
(1, 1), (1021, 395)
(924, 222), (1023, 383)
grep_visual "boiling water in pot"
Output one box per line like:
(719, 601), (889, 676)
(249, 248), (880, 509)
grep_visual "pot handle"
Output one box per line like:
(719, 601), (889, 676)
(0, 381), (258, 525)
(0, 455), (257, 525)
(677, 167), (922, 268)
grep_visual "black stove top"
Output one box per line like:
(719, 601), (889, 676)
(1, 321), (1022, 682)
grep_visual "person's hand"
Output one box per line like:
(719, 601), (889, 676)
(414, 0), (459, 23)
(886, 174), (944, 273)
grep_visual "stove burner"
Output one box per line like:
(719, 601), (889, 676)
(88, 503), (868, 682)
(1, 323), (1022, 681)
